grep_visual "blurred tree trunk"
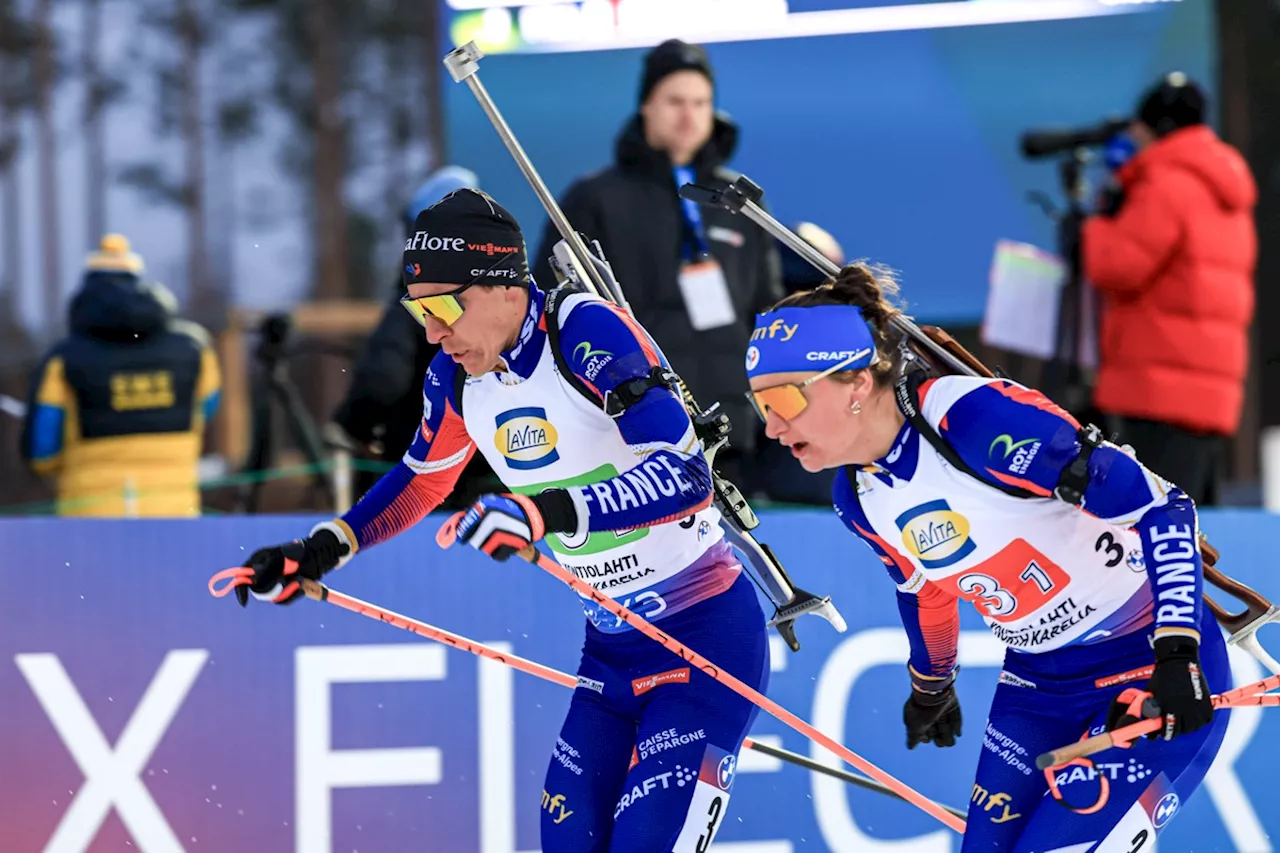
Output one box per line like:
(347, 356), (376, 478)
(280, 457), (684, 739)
(83, 0), (107, 242)
(308, 0), (348, 300)
(419, 0), (445, 166)
(1217, 0), (1280, 489)
(34, 0), (60, 340)
(177, 0), (214, 323)
(0, 0), (24, 336)
(384, 47), (406, 242)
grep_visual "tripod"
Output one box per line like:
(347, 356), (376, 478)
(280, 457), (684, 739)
(1037, 149), (1101, 424)
(236, 314), (335, 513)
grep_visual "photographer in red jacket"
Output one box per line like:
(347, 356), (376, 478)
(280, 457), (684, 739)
(1082, 73), (1257, 504)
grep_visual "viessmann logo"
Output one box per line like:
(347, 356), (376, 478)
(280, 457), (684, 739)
(632, 667), (690, 695)
(468, 241), (520, 256)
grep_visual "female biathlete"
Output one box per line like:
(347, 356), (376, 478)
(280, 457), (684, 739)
(228, 189), (769, 852)
(743, 263), (1229, 851)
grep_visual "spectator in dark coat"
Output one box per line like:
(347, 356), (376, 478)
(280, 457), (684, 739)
(532, 39), (783, 484)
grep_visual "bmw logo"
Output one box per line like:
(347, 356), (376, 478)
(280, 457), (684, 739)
(717, 754), (736, 791)
(1153, 792), (1180, 829)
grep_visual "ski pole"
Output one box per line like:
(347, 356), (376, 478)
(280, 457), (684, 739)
(435, 514), (967, 834)
(207, 565), (965, 818)
(1036, 673), (1280, 769)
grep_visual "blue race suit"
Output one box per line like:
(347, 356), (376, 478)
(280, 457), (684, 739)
(336, 285), (770, 851)
(833, 375), (1229, 851)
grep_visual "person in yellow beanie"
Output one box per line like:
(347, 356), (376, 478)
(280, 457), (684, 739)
(20, 234), (222, 516)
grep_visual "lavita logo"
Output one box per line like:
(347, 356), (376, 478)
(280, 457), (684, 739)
(493, 407), (559, 470)
(895, 499), (975, 569)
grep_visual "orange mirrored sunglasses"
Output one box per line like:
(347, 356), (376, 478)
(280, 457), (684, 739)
(746, 351), (867, 423)
(400, 285), (469, 327)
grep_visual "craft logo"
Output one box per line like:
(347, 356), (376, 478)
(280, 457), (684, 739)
(614, 764), (699, 820)
(806, 347), (869, 363)
(474, 267), (520, 280)
(989, 434), (1041, 476)
(896, 499), (975, 568)
(1053, 759), (1154, 788)
(750, 318), (799, 342)
(632, 667), (690, 696)
(745, 346), (760, 371)
(494, 407), (559, 470)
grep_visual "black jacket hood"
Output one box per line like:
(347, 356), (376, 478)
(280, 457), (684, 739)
(614, 111), (739, 180)
(70, 271), (177, 341)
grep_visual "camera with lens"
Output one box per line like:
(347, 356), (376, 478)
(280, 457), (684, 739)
(1019, 117), (1131, 160)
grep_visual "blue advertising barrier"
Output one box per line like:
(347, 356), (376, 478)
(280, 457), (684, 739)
(1, 509), (1276, 852)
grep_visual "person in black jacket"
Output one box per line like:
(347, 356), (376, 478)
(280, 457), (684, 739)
(332, 166), (502, 506)
(532, 39), (782, 484)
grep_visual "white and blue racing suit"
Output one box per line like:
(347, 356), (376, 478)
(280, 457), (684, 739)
(834, 375), (1229, 852)
(338, 285), (768, 851)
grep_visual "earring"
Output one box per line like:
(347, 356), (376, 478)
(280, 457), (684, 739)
(849, 400), (862, 415)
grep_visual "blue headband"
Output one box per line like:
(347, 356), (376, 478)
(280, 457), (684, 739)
(745, 305), (877, 379)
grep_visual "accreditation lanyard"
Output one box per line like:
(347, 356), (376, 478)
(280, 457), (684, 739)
(673, 166), (711, 262)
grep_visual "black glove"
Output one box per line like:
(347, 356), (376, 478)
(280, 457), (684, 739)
(236, 529), (349, 607)
(1106, 636), (1212, 741)
(904, 686), (962, 749)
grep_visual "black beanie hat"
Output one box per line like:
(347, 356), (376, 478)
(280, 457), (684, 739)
(1136, 72), (1207, 138)
(638, 39), (714, 106)
(402, 188), (531, 288)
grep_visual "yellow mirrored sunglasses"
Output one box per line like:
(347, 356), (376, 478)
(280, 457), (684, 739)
(746, 350), (869, 423)
(400, 289), (466, 327)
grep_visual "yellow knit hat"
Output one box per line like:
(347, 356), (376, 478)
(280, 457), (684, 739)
(85, 234), (145, 274)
